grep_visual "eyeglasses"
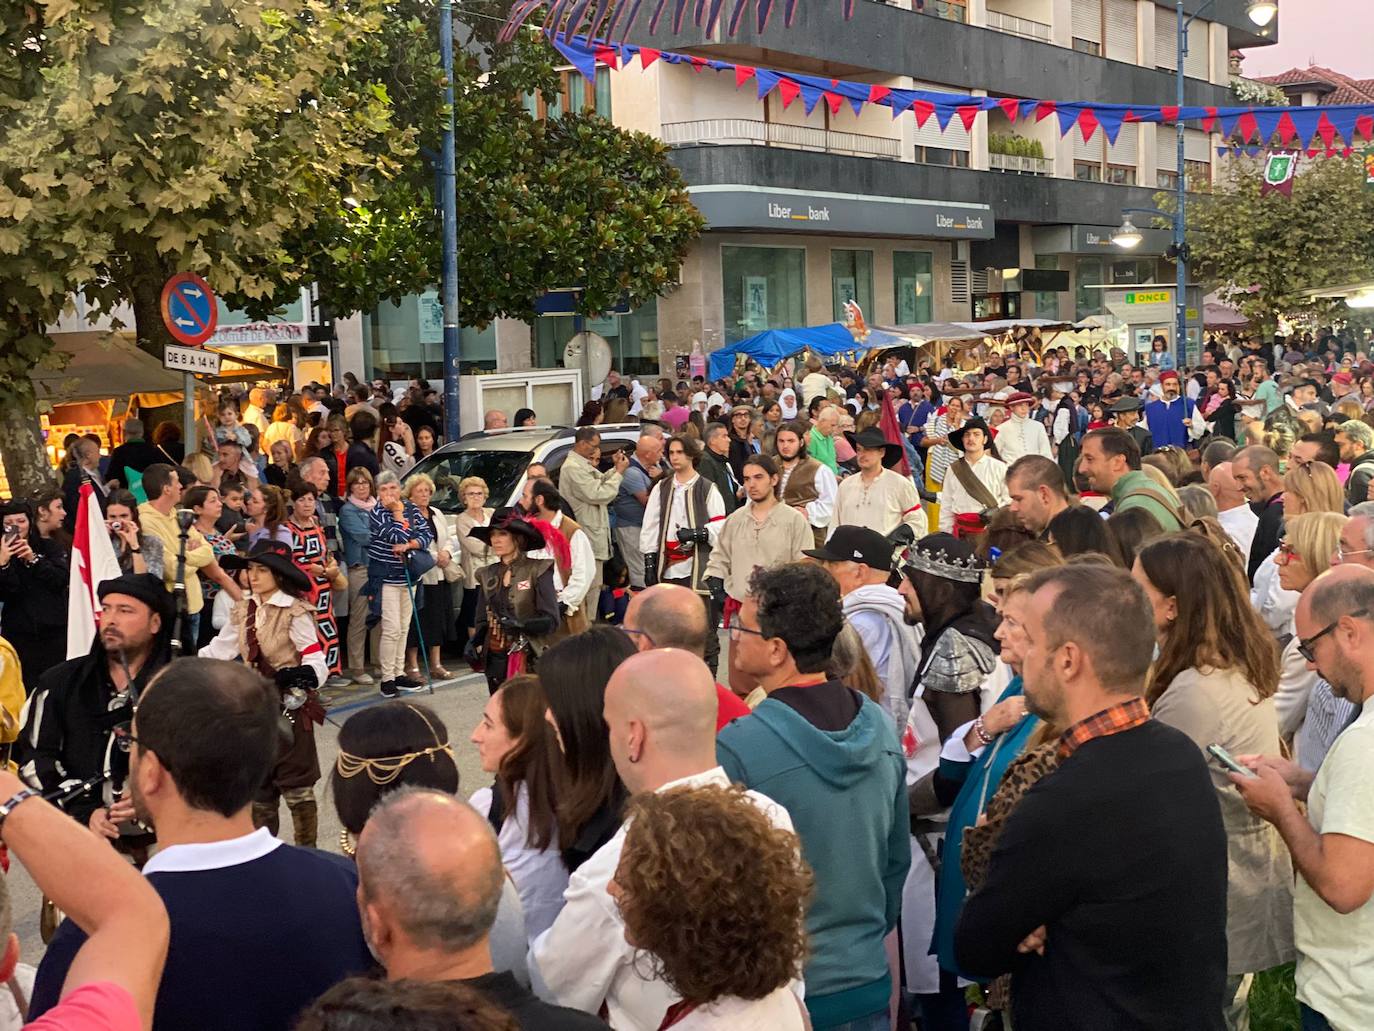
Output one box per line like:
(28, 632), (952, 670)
(719, 621), (767, 640)
(1337, 546), (1374, 562)
(1276, 541), (1295, 564)
(619, 626), (655, 646)
(1298, 609), (1369, 662)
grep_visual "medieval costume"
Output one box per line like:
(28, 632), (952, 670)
(201, 540), (328, 846)
(467, 509), (561, 695)
(1109, 396), (1154, 456)
(778, 451), (838, 549)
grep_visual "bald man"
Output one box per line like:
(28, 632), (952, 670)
(623, 584), (751, 730)
(1207, 462), (1258, 560)
(356, 788), (603, 1031)
(530, 650), (794, 1029)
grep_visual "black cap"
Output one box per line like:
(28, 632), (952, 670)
(98, 572), (173, 621)
(803, 525), (893, 571)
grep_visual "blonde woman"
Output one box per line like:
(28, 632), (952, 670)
(402, 473), (459, 681)
(1272, 511), (1350, 754)
(454, 476), (493, 648)
(1251, 461), (1344, 636)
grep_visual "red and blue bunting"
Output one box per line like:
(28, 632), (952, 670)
(550, 33), (1374, 151)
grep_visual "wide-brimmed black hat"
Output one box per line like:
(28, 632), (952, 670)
(949, 417), (992, 453)
(221, 540), (310, 595)
(98, 572), (173, 621)
(1108, 395), (1145, 414)
(844, 427), (904, 468)
(467, 507), (545, 552)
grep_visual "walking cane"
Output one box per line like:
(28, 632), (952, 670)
(402, 564), (435, 694)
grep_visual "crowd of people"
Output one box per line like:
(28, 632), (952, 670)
(2, 329), (1374, 1030)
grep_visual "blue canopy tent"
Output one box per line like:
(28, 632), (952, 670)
(707, 323), (866, 381)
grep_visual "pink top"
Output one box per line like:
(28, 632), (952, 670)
(661, 405), (690, 429)
(25, 982), (141, 1031)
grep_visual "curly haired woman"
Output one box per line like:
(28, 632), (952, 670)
(609, 783), (813, 1030)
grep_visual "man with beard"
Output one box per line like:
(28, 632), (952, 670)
(22, 573), (171, 858)
(1142, 371), (1202, 450)
(1006, 456), (1073, 539)
(775, 421), (837, 548)
(29, 657), (373, 1029)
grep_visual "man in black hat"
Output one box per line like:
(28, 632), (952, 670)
(832, 427), (926, 541)
(935, 416), (1009, 536)
(1109, 396), (1154, 456)
(22, 573), (171, 849)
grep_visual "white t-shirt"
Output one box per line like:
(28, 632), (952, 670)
(1294, 695), (1374, 1028)
(471, 783), (570, 942)
(673, 988), (806, 1030)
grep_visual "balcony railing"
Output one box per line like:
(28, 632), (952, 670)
(662, 118), (902, 160)
(988, 151), (1054, 175)
(985, 9), (1051, 41)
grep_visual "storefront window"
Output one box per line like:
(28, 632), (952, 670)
(364, 292), (496, 380)
(1075, 258), (1103, 320)
(1034, 255), (1060, 319)
(722, 246), (806, 344)
(893, 251), (933, 324)
(830, 250), (873, 322)
(533, 298), (660, 377)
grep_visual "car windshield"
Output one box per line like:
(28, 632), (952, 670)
(408, 448), (533, 514)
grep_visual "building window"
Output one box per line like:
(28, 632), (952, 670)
(365, 294), (496, 380)
(524, 70), (609, 120)
(1158, 170), (1179, 190)
(722, 246), (806, 344)
(594, 67), (612, 118)
(1105, 164), (1137, 186)
(1074, 161), (1103, 182)
(893, 251), (934, 324)
(915, 145), (970, 167)
(1034, 255), (1060, 319)
(534, 299), (659, 377)
(1075, 258), (1103, 320)
(918, 0), (967, 22)
(1184, 160), (1211, 192)
(1072, 38), (1101, 55)
(831, 250), (874, 322)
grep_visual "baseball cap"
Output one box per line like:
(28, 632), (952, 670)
(803, 525), (893, 571)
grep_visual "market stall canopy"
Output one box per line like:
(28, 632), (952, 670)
(1202, 294), (1249, 330)
(32, 332), (184, 405)
(952, 319), (1079, 334)
(707, 322), (866, 380)
(871, 322), (991, 347)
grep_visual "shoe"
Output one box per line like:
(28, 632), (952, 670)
(395, 681), (426, 695)
(351, 671), (375, 686)
(401, 673), (426, 688)
(379, 680), (399, 699)
(431, 666), (453, 679)
(325, 675), (352, 689)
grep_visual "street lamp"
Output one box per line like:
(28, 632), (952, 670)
(439, 0), (461, 441)
(1117, 0), (1278, 367)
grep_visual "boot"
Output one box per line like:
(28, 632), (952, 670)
(251, 801), (280, 838)
(287, 797), (319, 848)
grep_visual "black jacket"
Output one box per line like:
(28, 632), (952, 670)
(0, 536), (71, 688)
(698, 449), (738, 514)
(106, 439), (169, 489)
(1347, 450), (1374, 508)
(459, 972), (606, 1030)
(1248, 494), (1285, 584)
(20, 644), (166, 826)
(61, 467), (108, 534)
(955, 720), (1227, 1031)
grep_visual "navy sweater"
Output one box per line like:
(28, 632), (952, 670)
(30, 843), (374, 1030)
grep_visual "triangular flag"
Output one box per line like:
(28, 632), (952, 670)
(755, 68), (780, 99)
(1077, 107), (1099, 142)
(1275, 111), (1298, 143)
(912, 99), (935, 127)
(998, 97), (1021, 122)
(957, 105), (980, 131)
(1035, 100), (1056, 122)
(778, 77), (801, 109)
(868, 84), (891, 106)
(734, 64), (755, 86)
(593, 44), (619, 69)
(639, 47), (660, 68)
(1235, 111), (1259, 142)
(823, 90), (843, 116)
(1201, 107), (1217, 133)
(1160, 105), (1180, 123)
(1358, 115), (1374, 142)
(1316, 112), (1337, 149)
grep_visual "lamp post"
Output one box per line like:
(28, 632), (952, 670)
(439, 0), (461, 442)
(1114, 0), (1278, 368)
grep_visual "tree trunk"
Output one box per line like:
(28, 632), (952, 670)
(129, 270), (179, 362)
(0, 384), (58, 496)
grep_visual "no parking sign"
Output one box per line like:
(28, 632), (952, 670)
(160, 273), (218, 346)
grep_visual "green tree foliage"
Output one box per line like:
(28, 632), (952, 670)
(1164, 156), (1374, 330)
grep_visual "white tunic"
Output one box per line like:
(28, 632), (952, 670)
(936, 454), (1010, 533)
(993, 414), (1052, 465)
(470, 782), (570, 942)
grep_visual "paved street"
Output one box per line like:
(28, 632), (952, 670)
(10, 670), (495, 966)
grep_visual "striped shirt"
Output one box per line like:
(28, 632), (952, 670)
(367, 501), (433, 584)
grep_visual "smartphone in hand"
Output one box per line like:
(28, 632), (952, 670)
(1207, 743), (1256, 779)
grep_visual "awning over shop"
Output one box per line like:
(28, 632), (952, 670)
(708, 323), (867, 380)
(32, 332), (184, 405)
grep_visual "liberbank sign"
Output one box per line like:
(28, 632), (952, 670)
(688, 186), (994, 240)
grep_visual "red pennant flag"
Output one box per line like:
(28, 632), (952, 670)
(1035, 100), (1056, 122)
(823, 90), (842, 115)
(913, 99), (935, 127)
(689, 56), (708, 72)
(1201, 107), (1217, 133)
(734, 64), (755, 86)
(958, 105), (980, 131)
(778, 78), (801, 109)
(1306, 148), (1319, 158)
(1357, 115), (1374, 142)
(1276, 111), (1297, 142)
(997, 97), (1020, 121)
(1077, 107), (1099, 142)
(868, 84), (891, 105)
(1160, 106), (1180, 123)
(639, 47), (660, 69)
(1122, 109), (1138, 122)
(593, 45), (619, 69)
(1236, 111), (1259, 142)
(1316, 113), (1337, 149)
(1342, 147), (1353, 158)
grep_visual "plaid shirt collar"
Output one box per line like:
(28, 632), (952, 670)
(1057, 697), (1151, 760)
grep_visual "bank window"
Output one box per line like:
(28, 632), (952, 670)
(534, 298), (659, 377)
(1034, 255), (1059, 319)
(1075, 258), (1103, 320)
(722, 246), (806, 344)
(893, 251), (933, 324)
(831, 250), (874, 322)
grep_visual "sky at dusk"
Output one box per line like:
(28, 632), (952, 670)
(1241, 1), (1374, 79)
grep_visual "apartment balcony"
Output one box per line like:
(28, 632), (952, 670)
(985, 10), (1051, 42)
(988, 151), (1054, 175)
(662, 118), (902, 160)
(916, 0), (967, 21)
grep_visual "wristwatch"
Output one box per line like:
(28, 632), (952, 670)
(0, 788), (40, 834)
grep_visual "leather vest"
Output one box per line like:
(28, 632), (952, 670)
(477, 555), (557, 653)
(232, 595), (315, 673)
(653, 475), (714, 593)
(780, 458), (825, 548)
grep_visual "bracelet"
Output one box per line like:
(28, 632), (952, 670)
(129, 546), (141, 554)
(972, 717), (993, 747)
(0, 788), (40, 833)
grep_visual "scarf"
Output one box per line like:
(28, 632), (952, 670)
(809, 427), (837, 473)
(346, 495), (378, 513)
